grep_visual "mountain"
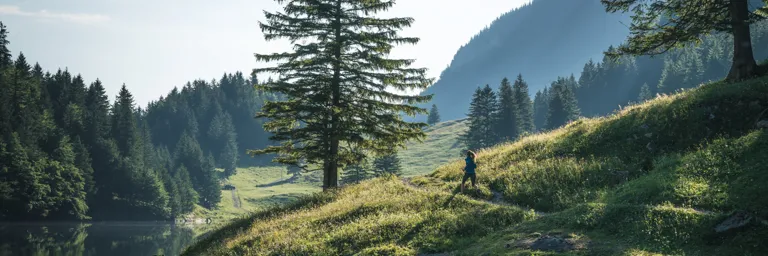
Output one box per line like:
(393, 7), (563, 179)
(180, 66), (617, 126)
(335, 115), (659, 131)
(416, 0), (630, 121)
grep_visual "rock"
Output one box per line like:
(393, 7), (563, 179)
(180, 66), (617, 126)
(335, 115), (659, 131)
(709, 113), (715, 120)
(715, 211), (753, 233)
(644, 133), (653, 138)
(640, 124), (649, 130)
(529, 235), (575, 253)
(757, 120), (768, 129)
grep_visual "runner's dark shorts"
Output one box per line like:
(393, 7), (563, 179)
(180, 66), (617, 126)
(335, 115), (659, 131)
(462, 172), (476, 186)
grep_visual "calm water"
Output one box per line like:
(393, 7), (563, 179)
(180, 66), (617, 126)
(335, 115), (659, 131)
(0, 222), (206, 256)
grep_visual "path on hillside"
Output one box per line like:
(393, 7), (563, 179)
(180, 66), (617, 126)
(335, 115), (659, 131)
(231, 188), (242, 209)
(400, 178), (547, 216)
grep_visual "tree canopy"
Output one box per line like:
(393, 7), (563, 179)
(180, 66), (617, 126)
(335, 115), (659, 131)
(249, 0), (433, 189)
(601, 0), (768, 80)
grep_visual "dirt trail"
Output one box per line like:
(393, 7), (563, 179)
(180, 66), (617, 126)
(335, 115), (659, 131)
(400, 177), (547, 216)
(231, 188), (242, 209)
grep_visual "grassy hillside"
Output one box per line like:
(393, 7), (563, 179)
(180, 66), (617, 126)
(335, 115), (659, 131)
(184, 76), (768, 255)
(192, 121), (466, 225)
(399, 119), (468, 176)
(191, 167), (322, 224)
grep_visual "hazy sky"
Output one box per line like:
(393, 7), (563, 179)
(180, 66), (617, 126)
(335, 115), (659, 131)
(1, 0), (531, 106)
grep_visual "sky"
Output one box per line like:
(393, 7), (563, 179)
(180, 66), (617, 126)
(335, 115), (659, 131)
(0, 0), (531, 106)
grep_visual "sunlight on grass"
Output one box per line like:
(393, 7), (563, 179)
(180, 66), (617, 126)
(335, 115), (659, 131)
(185, 75), (768, 255)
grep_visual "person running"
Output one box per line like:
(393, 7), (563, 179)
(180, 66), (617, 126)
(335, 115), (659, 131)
(461, 150), (477, 193)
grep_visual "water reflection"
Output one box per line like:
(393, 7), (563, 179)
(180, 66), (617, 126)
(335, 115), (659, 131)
(0, 222), (200, 256)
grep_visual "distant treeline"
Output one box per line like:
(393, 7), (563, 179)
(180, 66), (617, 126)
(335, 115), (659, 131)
(0, 22), (275, 221)
(462, 19), (768, 151)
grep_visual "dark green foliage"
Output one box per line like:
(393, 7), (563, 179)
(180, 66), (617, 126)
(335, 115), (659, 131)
(112, 85), (139, 157)
(638, 83), (652, 102)
(463, 85), (498, 150)
(546, 76), (580, 130)
(532, 88), (550, 132)
(0, 22), (10, 68)
(174, 132), (220, 208)
(172, 166), (198, 216)
(0, 23), (262, 220)
(571, 17), (768, 118)
(494, 78), (519, 142)
(512, 74), (534, 134)
(341, 161), (373, 185)
(249, 0), (433, 189)
(427, 104), (441, 126)
(207, 112), (238, 177)
(373, 154), (403, 177)
(601, 0), (766, 80)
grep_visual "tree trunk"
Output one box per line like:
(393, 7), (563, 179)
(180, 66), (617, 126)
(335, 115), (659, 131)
(324, 0), (343, 191)
(727, 0), (759, 81)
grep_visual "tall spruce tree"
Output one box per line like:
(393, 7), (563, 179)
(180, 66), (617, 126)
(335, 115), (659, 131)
(533, 89), (549, 131)
(601, 0), (766, 80)
(112, 85), (139, 157)
(463, 85), (498, 150)
(84, 80), (111, 149)
(427, 104), (441, 125)
(372, 153), (403, 177)
(638, 83), (652, 102)
(0, 22), (10, 68)
(495, 77), (519, 142)
(173, 132), (220, 208)
(341, 160), (373, 184)
(546, 77), (580, 130)
(249, 0), (433, 189)
(512, 74), (534, 134)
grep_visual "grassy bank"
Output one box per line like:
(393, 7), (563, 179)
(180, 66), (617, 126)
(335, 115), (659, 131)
(192, 166), (322, 224)
(399, 119), (468, 176)
(184, 76), (768, 255)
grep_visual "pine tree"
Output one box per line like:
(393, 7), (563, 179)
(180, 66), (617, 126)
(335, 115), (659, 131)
(341, 160), (373, 185)
(0, 22), (11, 68)
(427, 104), (441, 126)
(512, 74), (534, 134)
(533, 89), (549, 131)
(112, 85), (139, 157)
(84, 80), (111, 149)
(373, 153), (403, 177)
(462, 85), (499, 150)
(249, 0), (433, 190)
(173, 132), (220, 208)
(495, 78), (519, 142)
(546, 78), (580, 130)
(638, 83), (652, 102)
(172, 165), (198, 215)
(207, 112), (238, 177)
(601, 0), (765, 80)
(9, 53), (42, 143)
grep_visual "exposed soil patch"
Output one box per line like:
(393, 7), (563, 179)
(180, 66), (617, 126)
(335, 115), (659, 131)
(508, 233), (590, 253)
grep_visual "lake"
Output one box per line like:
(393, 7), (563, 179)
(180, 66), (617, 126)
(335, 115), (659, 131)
(0, 221), (208, 256)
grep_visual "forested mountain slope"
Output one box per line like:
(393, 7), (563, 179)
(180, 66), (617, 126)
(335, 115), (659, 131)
(417, 0), (630, 121)
(0, 22), (276, 221)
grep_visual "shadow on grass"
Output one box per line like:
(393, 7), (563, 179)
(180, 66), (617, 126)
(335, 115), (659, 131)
(244, 193), (306, 208)
(255, 174), (300, 188)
